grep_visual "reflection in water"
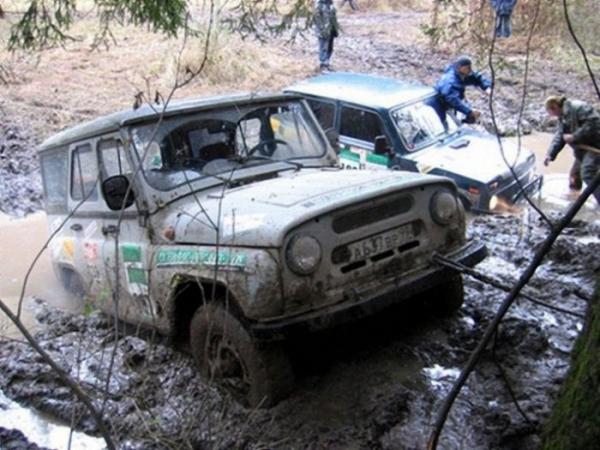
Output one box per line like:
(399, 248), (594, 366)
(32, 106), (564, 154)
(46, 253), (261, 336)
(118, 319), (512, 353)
(0, 390), (105, 449)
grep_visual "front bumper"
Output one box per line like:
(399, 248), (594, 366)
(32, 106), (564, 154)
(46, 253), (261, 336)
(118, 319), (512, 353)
(470, 172), (544, 213)
(509, 173), (543, 203)
(250, 240), (487, 340)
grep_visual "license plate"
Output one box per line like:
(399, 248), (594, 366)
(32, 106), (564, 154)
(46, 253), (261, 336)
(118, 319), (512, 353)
(347, 224), (415, 262)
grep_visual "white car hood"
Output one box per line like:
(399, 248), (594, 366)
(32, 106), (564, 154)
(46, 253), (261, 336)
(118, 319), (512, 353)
(408, 133), (534, 183)
(166, 169), (446, 247)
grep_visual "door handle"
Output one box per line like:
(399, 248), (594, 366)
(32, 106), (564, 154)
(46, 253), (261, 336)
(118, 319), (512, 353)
(102, 224), (119, 236)
(70, 223), (83, 232)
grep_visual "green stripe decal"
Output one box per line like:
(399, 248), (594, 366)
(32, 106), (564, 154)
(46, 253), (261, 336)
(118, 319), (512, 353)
(156, 249), (247, 267)
(127, 267), (147, 285)
(339, 149), (360, 162)
(366, 153), (389, 166)
(121, 244), (142, 262)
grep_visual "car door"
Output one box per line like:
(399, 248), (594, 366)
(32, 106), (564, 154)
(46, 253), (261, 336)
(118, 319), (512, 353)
(66, 141), (107, 302)
(97, 136), (157, 325)
(338, 104), (391, 170)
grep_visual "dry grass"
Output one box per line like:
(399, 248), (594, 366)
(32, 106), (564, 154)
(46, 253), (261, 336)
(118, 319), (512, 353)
(0, 8), (315, 142)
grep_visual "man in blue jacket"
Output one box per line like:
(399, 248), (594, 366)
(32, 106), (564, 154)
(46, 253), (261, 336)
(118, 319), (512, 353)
(491, 0), (517, 38)
(427, 56), (492, 128)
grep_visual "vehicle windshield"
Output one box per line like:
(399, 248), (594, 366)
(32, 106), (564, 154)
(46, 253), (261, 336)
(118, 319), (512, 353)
(130, 100), (328, 190)
(391, 98), (459, 151)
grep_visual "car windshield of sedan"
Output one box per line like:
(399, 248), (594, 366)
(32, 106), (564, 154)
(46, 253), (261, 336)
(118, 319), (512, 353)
(130, 100), (328, 191)
(391, 98), (458, 151)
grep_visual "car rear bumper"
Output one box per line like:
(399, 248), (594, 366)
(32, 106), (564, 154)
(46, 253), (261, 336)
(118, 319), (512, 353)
(250, 240), (487, 340)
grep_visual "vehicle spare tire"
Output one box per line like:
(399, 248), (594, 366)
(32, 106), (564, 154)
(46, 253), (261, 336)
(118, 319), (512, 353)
(189, 303), (294, 408)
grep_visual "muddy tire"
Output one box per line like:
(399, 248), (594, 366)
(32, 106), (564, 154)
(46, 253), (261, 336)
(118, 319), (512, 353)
(426, 276), (464, 316)
(189, 303), (294, 408)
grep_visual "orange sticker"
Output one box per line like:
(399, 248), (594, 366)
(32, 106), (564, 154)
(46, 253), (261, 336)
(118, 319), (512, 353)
(62, 239), (75, 260)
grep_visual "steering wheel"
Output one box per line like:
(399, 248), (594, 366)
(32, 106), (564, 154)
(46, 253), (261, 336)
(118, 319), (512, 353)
(247, 138), (288, 157)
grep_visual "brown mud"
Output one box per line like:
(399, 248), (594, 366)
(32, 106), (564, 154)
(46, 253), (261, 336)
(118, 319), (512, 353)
(1, 8), (600, 450)
(0, 215), (598, 449)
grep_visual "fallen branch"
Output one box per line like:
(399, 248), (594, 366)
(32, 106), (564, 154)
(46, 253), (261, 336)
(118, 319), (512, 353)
(427, 169), (600, 450)
(433, 253), (587, 318)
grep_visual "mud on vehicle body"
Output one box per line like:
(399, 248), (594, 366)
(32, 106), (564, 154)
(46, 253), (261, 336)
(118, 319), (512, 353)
(38, 93), (486, 406)
(286, 72), (544, 212)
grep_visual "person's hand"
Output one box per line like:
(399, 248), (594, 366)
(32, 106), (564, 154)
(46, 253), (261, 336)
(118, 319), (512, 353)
(563, 133), (574, 144)
(543, 156), (552, 167)
(464, 110), (481, 124)
(485, 87), (492, 95)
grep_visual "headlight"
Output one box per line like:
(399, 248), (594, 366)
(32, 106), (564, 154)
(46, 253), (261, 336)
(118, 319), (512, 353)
(286, 234), (322, 275)
(489, 195), (499, 210)
(430, 190), (458, 225)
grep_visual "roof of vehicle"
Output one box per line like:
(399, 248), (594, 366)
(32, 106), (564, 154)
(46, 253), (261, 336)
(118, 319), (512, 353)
(38, 92), (302, 151)
(286, 72), (435, 110)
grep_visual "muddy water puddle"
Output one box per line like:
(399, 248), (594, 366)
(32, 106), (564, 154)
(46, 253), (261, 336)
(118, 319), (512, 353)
(0, 390), (105, 449)
(0, 213), (96, 449)
(506, 132), (598, 220)
(0, 212), (82, 338)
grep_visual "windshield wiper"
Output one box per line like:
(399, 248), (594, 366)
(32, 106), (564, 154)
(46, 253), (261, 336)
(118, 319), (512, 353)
(240, 154), (303, 171)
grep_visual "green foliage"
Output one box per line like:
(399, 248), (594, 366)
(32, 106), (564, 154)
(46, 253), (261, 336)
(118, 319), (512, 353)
(7, 0), (189, 50)
(83, 302), (96, 317)
(9, 0), (78, 50)
(539, 279), (600, 450)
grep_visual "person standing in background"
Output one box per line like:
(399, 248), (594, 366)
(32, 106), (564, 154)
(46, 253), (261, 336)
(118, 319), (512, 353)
(340, 0), (359, 11)
(314, 0), (339, 71)
(491, 0), (517, 38)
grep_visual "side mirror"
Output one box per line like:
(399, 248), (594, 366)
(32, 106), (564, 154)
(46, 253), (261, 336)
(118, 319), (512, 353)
(374, 135), (390, 155)
(102, 175), (135, 211)
(324, 128), (340, 154)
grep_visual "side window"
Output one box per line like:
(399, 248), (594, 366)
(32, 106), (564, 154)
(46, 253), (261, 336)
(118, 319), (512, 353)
(71, 143), (99, 201)
(41, 150), (69, 208)
(307, 99), (335, 130)
(340, 107), (384, 143)
(99, 139), (131, 179)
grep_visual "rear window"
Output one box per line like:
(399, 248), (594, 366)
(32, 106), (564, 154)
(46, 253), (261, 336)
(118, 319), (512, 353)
(41, 150), (69, 210)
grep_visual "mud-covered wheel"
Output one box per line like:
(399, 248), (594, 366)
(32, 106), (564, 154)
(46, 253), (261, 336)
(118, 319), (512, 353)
(427, 275), (464, 316)
(189, 303), (294, 408)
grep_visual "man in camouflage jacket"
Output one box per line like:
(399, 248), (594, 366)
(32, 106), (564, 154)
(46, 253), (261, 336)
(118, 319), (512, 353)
(314, 0), (339, 70)
(544, 96), (600, 205)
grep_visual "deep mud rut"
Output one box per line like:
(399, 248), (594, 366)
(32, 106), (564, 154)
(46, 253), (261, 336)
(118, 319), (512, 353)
(1, 214), (598, 449)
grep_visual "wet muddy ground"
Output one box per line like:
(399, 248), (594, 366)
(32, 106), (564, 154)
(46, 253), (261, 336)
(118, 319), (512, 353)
(1, 8), (600, 450)
(1, 214), (598, 449)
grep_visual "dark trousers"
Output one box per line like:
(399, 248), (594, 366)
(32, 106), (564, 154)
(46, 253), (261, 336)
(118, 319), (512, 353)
(318, 35), (335, 67)
(495, 14), (512, 38)
(581, 151), (600, 204)
(341, 0), (358, 10)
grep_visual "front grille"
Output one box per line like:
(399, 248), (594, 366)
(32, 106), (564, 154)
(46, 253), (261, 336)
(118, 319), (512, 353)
(331, 195), (413, 234)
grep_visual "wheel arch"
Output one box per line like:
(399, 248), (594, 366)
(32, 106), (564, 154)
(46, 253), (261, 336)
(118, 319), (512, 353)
(168, 276), (246, 343)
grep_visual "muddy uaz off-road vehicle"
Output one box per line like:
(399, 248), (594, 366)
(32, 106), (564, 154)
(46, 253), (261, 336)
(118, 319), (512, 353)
(38, 93), (486, 406)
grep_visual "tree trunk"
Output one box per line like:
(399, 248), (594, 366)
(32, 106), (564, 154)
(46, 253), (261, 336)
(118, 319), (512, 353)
(539, 279), (600, 450)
